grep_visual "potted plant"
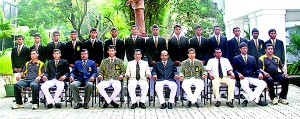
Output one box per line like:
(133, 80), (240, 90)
(0, 51), (15, 97)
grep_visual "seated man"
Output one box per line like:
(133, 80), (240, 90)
(152, 50), (178, 109)
(70, 49), (97, 109)
(97, 45), (125, 108)
(232, 43), (267, 106)
(125, 49), (151, 109)
(12, 49), (45, 110)
(180, 48), (206, 108)
(258, 44), (289, 105)
(41, 49), (70, 109)
(206, 48), (235, 108)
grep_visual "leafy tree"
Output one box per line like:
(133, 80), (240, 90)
(0, 11), (13, 51)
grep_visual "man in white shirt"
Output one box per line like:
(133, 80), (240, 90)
(206, 48), (235, 107)
(126, 49), (151, 109)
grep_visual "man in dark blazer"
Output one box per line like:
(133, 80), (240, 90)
(168, 24), (189, 66)
(188, 25), (209, 65)
(65, 30), (84, 67)
(83, 28), (103, 67)
(208, 25), (228, 59)
(152, 50), (178, 109)
(41, 49), (70, 109)
(11, 35), (30, 74)
(29, 34), (46, 63)
(125, 25), (146, 61)
(146, 24), (167, 67)
(69, 49), (97, 109)
(247, 28), (265, 61)
(264, 29), (285, 66)
(46, 31), (66, 60)
(232, 42), (268, 107)
(228, 27), (247, 63)
(104, 28), (125, 60)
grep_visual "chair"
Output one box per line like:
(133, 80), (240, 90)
(153, 80), (179, 106)
(68, 80), (96, 107)
(21, 82), (41, 107)
(264, 82), (281, 101)
(42, 81), (69, 107)
(126, 79), (151, 108)
(180, 80), (206, 106)
(208, 79), (233, 105)
(98, 80), (124, 107)
(237, 80), (267, 104)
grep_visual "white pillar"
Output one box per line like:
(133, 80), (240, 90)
(225, 19), (245, 39)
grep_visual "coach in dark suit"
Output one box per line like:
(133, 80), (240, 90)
(264, 29), (285, 65)
(146, 24), (167, 67)
(188, 25), (209, 64)
(228, 27), (247, 63)
(168, 24), (189, 66)
(83, 28), (103, 66)
(65, 30), (84, 67)
(104, 28), (125, 60)
(29, 34), (46, 62)
(125, 25), (146, 61)
(47, 31), (66, 60)
(247, 28), (265, 61)
(11, 35), (30, 73)
(208, 25), (228, 59)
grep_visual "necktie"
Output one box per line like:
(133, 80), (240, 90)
(72, 41), (76, 51)
(133, 37), (136, 44)
(111, 59), (114, 63)
(35, 44), (39, 51)
(54, 42), (58, 48)
(243, 56), (247, 64)
(177, 36), (180, 45)
(113, 38), (116, 45)
(190, 60), (194, 66)
(255, 39), (258, 50)
(55, 60), (58, 69)
(198, 37), (201, 46)
(163, 61), (166, 67)
(218, 59), (223, 78)
(92, 40), (95, 48)
(136, 61), (140, 80)
(155, 37), (158, 48)
(216, 35), (220, 46)
(83, 61), (86, 70)
(237, 37), (240, 45)
(273, 39), (276, 47)
(17, 46), (21, 56)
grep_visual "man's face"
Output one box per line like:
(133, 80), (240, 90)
(53, 34), (59, 42)
(131, 27), (138, 36)
(214, 49), (222, 59)
(81, 51), (88, 60)
(90, 31), (97, 39)
(110, 30), (118, 38)
(34, 37), (41, 44)
(195, 28), (202, 36)
(188, 51), (196, 59)
(53, 51), (61, 60)
(252, 32), (259, 39)
(269, 31), (276, 39)
(233, 28), (240, 37)
(71, 33), (77, 40)
(152, 28), (159, 36)
(134, 51), (142, 61)
(17, 38), (23, 45)
(107, 49), (116, 57)
(240, 46), (248, 55)
(30, 51), (38, 60)
(265, 46), (274, 55)
(174, 27), (181, 36)
(214, 27), (221, 35)
(160, 51), (168, 61)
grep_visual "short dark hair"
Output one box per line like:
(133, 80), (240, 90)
(81, 49), (89, 54)
(214, 25), (221, 29)
(108, 45), (116, 50)
(111, 27), (117, 31)
(31, 49), (39, 54)
(17, 35), (24, 40)
(268, 29), (276, 35)
(90, 28), (97, 33)
(134, 49), (141, 53)
(152, 24), (159, 29)
(131, 25), (138, 29)
(239, 42), (248, 48)
(265, 43), (274, 48)
(194, 25), (202, 30)
(251, 28), (259, 34)
(187, 48), (196, 54)
(71, 30), (77, 34)
(53, 31), (60, 35)
(233, 27), (240, 32)
(33, 33), (41, 38)
(53, 49), (61, 54)
(214, 48), (222, 53)
(174, 24), (181, 30)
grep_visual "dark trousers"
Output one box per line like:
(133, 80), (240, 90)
(14, 79), (39, 104)
(264, 74), (289, 100)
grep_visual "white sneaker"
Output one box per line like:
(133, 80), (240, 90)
(279, 98), (289, 105)
(32, 104), (38, 110)
(11, 104), (24, 109)
(272, 97), (278, 105)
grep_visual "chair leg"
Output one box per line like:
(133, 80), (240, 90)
(153, 82), (156, 106)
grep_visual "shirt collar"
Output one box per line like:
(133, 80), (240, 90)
(18, 44), (24, 48)
(132, 35), (137, 38)
(109, 57), (116, 60)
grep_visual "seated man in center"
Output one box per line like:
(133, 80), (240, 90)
(152, 50), (178, 109)
(180, 48), (206, 108)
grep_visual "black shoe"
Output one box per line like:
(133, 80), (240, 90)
(187, 101), (192, 108)
(83, 103), (89, 109)
(160, 103), (167, 109)
(110, 101), (119, 108)
(195, 102), (200, 108)
(47, 104), (53, 109)
(167, 102), (173, 109)
(103, 102), (109, 108)
(221, 94), (227, 99)
(256, 100), (268, 106)
(215, 101), (221, 107)
(55, 103), (62, 108)
(74, 103), (83, 109)
(131, 103), (137, 109)
(139, 102), (146, 109)
(226, 101), (234, 108)
(241, 100), (248, 107)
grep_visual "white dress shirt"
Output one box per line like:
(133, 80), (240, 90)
(206, 57), (233, 77)
(125, 60), (151, 80)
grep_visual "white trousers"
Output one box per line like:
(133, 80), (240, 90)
(41, 79), (64, 104)
(128, 80), (149, 104)
(97, 79), (121, 103)
(155, 80), (177, 104)
(240, 77), (267, 102)
(182, 78), (204, 103)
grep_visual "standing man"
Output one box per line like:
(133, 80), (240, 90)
(206, 48), (235, 108)
(228, 27), (247, 63)
(11, 35), (30, 78)
(125, 25), (146, 61)
(265, 29), (285, 66)
(83, 28), (104, 67)
(125, 49), (151, 109)
(152, 50), (178, 109)
(12, 49), (45, 110)
(168, 24), (189, 66)
(247, 28), (265, 61)
(258, 44), (289, 105)
(208, 25), (228, 59)
(188, 25), (209, 65)
(104, 28), (125, 60)
(97, 45), (125, 108)
(47, 31), (66, 60)
(41, 49), (69, 109)
(232, 43), (268, 107)
(180, 48), (206, 108)
(69, 49), (97, 109)
(29, 34), (46, 63)
(65, 30), (84, 67)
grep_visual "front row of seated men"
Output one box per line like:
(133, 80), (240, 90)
(12, 43), (289, 109)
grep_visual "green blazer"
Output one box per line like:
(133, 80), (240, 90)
(179, 59), (206, 79)
(98, 57), (125, 80)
